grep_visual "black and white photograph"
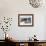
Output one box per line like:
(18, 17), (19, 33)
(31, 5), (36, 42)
(18, 14), (34, 26)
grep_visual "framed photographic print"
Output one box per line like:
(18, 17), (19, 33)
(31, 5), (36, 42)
(18, 14), (34, 27)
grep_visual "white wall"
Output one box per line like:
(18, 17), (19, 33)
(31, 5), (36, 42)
(0, 0), (46, 40)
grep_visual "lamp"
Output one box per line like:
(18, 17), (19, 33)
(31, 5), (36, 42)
(29, 0), (45, 8)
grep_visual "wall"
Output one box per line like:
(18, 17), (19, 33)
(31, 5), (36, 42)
(0, 0), (46, 40)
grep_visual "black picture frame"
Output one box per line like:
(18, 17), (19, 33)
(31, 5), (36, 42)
(18, 14), (34, 27)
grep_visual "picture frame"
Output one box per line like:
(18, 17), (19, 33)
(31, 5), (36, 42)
(18, 14), (34, 27)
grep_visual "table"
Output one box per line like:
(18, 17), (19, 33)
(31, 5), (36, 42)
(5, 39), (46, 46)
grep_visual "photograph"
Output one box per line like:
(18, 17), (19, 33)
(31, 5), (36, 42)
(18, 14), (34, 26)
